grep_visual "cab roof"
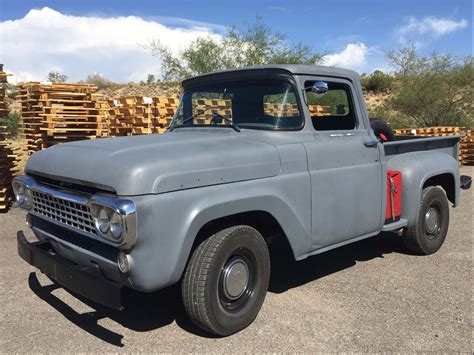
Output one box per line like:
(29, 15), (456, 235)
(182, 64), (360, 88)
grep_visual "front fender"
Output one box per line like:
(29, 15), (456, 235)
(126, 173), (311, 292)
(387, 151), (460, 227)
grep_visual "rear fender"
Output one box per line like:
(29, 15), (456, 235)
(386, 151), (459, 227)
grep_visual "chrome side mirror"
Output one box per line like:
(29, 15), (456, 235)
(311, 81), (328, 97)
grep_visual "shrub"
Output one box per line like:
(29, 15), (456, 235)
(361, 70), (394, 93)
(0, 112), (21, 138)
(84, 73), (119, 90)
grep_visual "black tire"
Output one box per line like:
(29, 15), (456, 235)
(369, 118), (396, 142)
(403, 186), (449, 255)
(182, 225), (270, 336)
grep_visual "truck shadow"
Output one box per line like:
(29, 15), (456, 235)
(28, 231), (408, 345)
(268, 231), (409, 293)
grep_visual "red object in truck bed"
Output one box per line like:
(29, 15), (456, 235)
(385, 170), (402, 223)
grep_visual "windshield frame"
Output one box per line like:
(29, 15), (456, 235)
(169, 76), (305, 132)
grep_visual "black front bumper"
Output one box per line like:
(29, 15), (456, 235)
(17, 231), (123, 310)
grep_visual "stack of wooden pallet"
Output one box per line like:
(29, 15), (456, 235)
(263, 103), (330, 117)
(264, 103), (300, 117)
(0, 64), (11, 117)
(104, 96), (179, 136)
(0, 125), (20, 211)
(460, 130), (473, 166)
(394, 126), (474, 166)
(154, 97), (179, 132)
(192, 99), (231, 124)
(308, 104), (331, 116)
(17, 82), (107, 154)
(394, 126), (465, 137)
(0, 66), (20, 211)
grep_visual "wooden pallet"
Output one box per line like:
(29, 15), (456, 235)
(0, 126), (20, 212)
(104, 96), (179, 136)
(0, 66), (19, 212)
(17, 82), (107, 153)
(395, 126), (474, 166)
(0, 64), (12, 118)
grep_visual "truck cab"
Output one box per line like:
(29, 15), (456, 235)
(13, 65), (471, 336)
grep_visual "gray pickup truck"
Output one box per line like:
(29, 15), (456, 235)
(14, 65), (471, 336)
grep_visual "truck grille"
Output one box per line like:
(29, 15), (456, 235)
(32, 190), (96, 236)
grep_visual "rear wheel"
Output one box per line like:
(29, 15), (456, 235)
(403, 186), (449, 255)
(182, 225), (270, 336)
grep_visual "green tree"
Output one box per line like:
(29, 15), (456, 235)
(149, 18), (322, 81)
(385, 43), (421, 76)
(146, 74), (156, 84)
(387, 47), (473, 127)
(47, 71), (68, 83)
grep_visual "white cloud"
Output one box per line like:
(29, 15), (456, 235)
(321, 43), (369, 70)
(396, 16), (468, 43)
(0, 7), (222, 83)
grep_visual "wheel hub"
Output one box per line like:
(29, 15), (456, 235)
(221, 257), (249, 300)
(425, 207), (439, 234)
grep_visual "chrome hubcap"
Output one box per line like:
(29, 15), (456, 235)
(425, 207), (439, 234)
(221, 257), (249, 300)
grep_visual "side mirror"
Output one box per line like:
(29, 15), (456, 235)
(311, 81), (328, 97)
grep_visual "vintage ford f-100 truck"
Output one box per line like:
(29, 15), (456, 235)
(13, 65), (471, 336)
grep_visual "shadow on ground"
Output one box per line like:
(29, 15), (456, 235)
(28, 231), (409, 346)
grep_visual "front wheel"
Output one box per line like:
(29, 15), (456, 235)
(182, 225), (270, 336)
(403, 186), (450, 255)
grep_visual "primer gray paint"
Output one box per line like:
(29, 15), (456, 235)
(23, 64), (462, 292)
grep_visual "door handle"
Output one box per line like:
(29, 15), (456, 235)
(329, 133), (344, 137)
(363, 140), (379, 148)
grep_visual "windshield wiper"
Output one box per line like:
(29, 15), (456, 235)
(168, 110), (206, 132)
(211, 114), (241, 132)
(169, 111), (241, 133)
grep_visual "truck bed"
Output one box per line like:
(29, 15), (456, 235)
(383, 135), (460, 162)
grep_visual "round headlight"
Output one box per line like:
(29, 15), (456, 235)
(96, 207), (110, 234)
(110, 211), (123, 240)
(13, 182), (33, 210)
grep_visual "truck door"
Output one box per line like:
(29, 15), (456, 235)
(302, 78), (384, 250)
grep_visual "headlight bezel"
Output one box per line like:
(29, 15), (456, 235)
(12, 179), (33, 210)
(89, 196), (136, 249)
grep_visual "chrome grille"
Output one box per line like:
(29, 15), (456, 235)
(32, 190), (96, 236)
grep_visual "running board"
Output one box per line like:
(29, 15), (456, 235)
(382, 218), (408, 231)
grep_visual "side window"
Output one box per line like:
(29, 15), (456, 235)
(306, 81), (356, 131)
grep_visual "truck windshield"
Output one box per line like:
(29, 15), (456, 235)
(170, 80), (303, 130)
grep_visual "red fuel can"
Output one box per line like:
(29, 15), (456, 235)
(385, 170), (402, 223)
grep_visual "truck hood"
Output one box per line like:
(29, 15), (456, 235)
(26, 130), (281, 195)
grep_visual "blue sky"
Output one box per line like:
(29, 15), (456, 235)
(0, 0), (471, 82)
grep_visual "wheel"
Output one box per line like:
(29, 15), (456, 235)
(182, 225), (270, 336)
(403, 186), (449, 255)
(369, 118), (395, 142)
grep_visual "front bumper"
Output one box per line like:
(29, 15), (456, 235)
(17, 231), (123, 310)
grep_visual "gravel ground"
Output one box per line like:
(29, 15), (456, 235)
(1, 166), (472, 352)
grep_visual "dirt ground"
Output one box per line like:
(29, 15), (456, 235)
(1, 167), (472, 352)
